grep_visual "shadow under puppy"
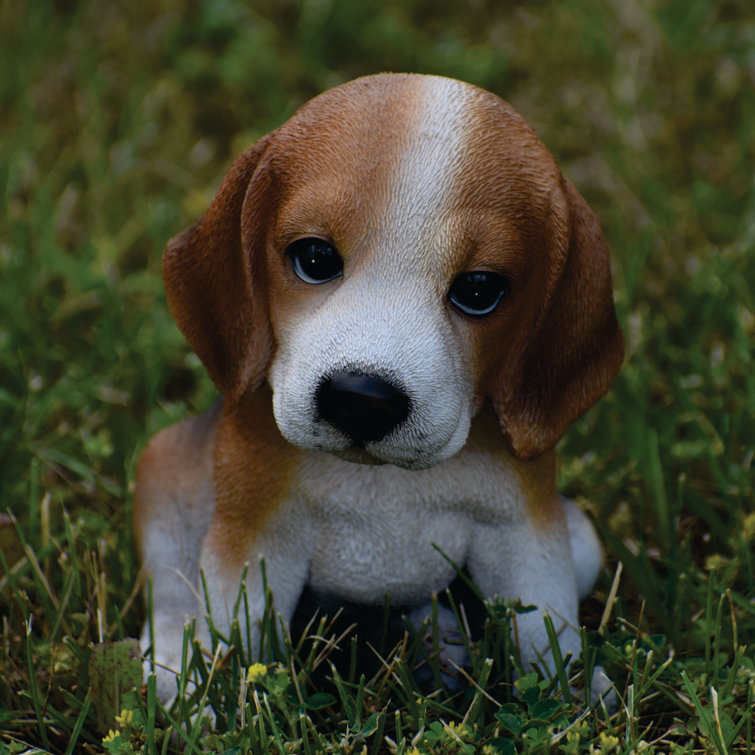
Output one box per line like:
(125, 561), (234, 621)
(135, 73), (624, 704)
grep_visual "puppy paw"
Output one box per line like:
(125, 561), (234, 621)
(588, 665), (617, 711)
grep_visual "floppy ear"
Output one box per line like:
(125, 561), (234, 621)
(163, 137), (274, 402)
(492, 178), (624, 461)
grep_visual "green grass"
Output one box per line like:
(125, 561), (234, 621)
(1, 0), (753, 752)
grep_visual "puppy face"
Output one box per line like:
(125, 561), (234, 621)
(163, 74), (623, 463)
(265, 76), (562, 468)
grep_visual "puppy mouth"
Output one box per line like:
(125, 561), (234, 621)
(327, 443), (445, 471)
(326, 446), (391, 466)
(289, 407), (465, 470)
(311, 418), (461, 471)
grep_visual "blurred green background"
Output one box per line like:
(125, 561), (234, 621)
(1, 0), (753, 670)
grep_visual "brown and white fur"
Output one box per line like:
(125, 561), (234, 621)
(134, 73), (623, 703)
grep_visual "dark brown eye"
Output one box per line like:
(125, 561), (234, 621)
(448, 271), (509, 316)
(287, 238), (343, 284)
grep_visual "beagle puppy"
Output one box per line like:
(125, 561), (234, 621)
(135, 73), (623, 702)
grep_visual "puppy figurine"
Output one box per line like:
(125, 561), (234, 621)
(135, 73), (623, 702)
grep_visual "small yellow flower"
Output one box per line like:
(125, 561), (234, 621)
(102, 729), (120, 744)
(705, 553), (728, 571)
(115, 708), (134, 727)
(599, 731), (620, 750)
(575, 721), (591, 737)
(407, 748), (422, 755)
(247, 662), (268, 683)
(567, 730), (581, 742)
(444, 721), (471, 740)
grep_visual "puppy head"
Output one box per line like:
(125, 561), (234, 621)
(163, 74), (623, 465)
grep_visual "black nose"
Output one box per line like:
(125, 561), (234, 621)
(315, 372), (411, 445)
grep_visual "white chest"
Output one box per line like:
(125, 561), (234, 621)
(292, 447), (526, 605)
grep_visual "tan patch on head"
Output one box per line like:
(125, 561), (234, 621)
(262, 75), (434, 330)
(433, 87), (567, 394)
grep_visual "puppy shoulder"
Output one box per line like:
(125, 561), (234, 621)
(134, 401), (221, 527)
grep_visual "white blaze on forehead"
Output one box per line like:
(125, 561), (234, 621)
(379, 76), (473, 272)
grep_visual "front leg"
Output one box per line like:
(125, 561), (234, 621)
(468, 496), (598, 698)
(134, 408), (220, 703)
(199, 503), (313, 664)
(196, 388), (310, 669)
